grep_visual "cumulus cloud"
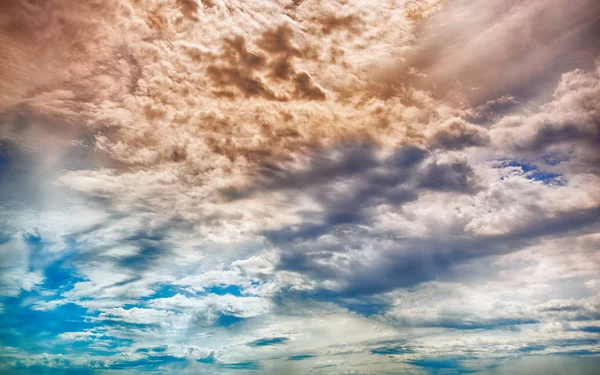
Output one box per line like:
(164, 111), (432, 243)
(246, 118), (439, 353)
(429, 117), (490, 150)
(490, 59), (600, 174)
(148, 293), (272, 321)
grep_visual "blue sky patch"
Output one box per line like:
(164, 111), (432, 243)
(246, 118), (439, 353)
(288, 354), (316, 361)
(248, 336), (289, 347)
(216, 313), (246, 327)
(496, 160), (566, 185)
(205, 284), (244, 296)
(0, 298), (92, 353)
(371, 345), (414, 356)
(218, 361), (261, 370)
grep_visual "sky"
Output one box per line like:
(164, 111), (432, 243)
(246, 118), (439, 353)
(0, 0), (600, 374)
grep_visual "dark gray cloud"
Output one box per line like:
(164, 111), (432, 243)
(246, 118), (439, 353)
(523, 122), (600, 153)
(419, 160), (477, 192)
(275, 206), (600, 298)
(429, 119), (490, 150)
(227, 143), (477, 242)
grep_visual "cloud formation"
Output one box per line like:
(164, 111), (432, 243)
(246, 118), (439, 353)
(1, 1), (599, 374)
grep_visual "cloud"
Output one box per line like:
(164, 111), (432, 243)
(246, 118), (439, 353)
(0, 0), (137, 119)
(385, 0), (600, 105)
(474, 356), (600, 375)
(176, 0), (200, 21)
(229, 143), (479, 244)
(429, 118), (490, 150)
(0, 0), (462, 174)
(275, 205), (600, 297)
(1, 0), (599, 374)
(147, 293), (272, 322)
(490, 59), (600, 175)
(0, 235), (30, 296)
(98, 307), (177, 326)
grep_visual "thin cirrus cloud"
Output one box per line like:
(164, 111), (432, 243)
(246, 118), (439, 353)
(0, 0), (599, 374)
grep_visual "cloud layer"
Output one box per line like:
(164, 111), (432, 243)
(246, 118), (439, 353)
(1, 1), (599, 374)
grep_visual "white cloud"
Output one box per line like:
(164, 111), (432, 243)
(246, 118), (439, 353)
(148, 293), (272, 320)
